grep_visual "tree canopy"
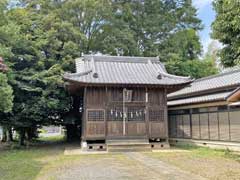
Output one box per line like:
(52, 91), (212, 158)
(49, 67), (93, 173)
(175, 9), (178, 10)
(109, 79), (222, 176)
(0, 0), (219, 144)
(212, 0), (240, 67)
(0, 73), (13, 113)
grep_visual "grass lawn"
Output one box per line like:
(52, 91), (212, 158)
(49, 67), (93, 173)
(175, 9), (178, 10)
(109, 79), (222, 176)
(0, 136), (124, 180)
(0, 136), (74, 180)
(147, 144), (240, 180)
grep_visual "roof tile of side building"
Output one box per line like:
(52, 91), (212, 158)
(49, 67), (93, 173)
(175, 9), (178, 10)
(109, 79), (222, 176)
(168, 67), (240, 99)
(64, 55), (192, 86)
(168, 91), (232, 106)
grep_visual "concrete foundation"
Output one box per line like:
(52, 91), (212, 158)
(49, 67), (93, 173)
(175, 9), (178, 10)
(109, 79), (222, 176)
(170, 138), (240, 152)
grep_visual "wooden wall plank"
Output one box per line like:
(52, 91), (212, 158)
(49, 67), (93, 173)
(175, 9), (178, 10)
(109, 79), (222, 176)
(176, 115), (184, 138)
(169, 115), (177, 138)
(192, 114), (200, 139)
(107, 121), (123, 137)
(86, 122), (105, 137)
(200, 113), (209, 140)
(183, 115), (191, 138)
(127, 122), (146, 136)
(149, 122), (166, 138)
(229, 111), (240, 142)
(209, 113), (219, 140)
(219, 112), (230, 141)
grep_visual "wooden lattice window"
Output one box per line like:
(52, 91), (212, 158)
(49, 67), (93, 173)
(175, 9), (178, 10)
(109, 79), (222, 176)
(112, 88), (123, 102)
(230, 105), (240, 110)
(107, 107), (123, 121)
(132, 89), (145, 102)
(127, 107), (145, 121)
(169, 109), (190, 115)
(123, 89), (133, 102)
(218, 105), (228, 111)
(149, 109), (164, 122)
(192, 108), (200, 114)
(87, 110), (105, 121)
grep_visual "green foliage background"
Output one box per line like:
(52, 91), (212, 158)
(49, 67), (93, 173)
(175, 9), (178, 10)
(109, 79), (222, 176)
(212, 0), (240, 67)
(0, 0), (219, 139)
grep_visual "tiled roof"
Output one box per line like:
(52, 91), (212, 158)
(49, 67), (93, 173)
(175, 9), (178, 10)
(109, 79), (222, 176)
(168, 91), (232, 106)
(168, 68), (240, 99)
(64, 55), (192, 86)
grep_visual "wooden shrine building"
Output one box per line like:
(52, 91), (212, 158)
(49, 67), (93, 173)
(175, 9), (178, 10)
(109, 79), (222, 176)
(168, 68), (240, 150)
(64, 55), (191, 151)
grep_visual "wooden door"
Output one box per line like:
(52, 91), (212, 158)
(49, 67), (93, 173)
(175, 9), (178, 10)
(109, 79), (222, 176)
(149, 108), (166, 138)
(107, 107), (124, 137)
(107, 105), (147, 138)
(126, 106), (147, 137)
(106, 88), (147, 139)
(86, 109), (106, 138)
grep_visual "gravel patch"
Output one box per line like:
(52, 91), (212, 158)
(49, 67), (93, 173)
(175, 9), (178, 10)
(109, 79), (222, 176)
(39, 152), (206, 180)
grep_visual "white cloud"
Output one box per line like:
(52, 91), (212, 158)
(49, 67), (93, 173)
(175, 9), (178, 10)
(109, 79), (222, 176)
(193, 0), (213, 11)
(202, 37), (212, 54)
(201, 38), (222, 56)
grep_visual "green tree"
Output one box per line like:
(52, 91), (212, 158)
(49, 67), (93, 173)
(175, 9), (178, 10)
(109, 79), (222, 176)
(0, 73), (13, 113)
(0, 72), (13, 141)
(0, 0), (217, 144)
(166, 40), (219, 79)
(0, 1), (14, 142)
(166, 57), (218, 79)
(212, 0), (240, 67)
(160, 29), (202, 63)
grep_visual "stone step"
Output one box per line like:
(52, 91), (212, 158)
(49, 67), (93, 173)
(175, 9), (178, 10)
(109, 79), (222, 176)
(108, 144), (151, 148)
(107, 145), (152, 152)
(106, 138), (149, 145)
(107, 139), (152, 152)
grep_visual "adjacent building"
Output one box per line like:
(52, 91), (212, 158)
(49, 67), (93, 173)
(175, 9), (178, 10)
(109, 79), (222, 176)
(168, 68), (240, 150)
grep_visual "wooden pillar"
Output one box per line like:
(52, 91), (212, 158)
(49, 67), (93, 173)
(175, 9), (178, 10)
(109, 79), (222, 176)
(81, 87), (87, 141)
(190, 109), (193, 138)
(164, 88), (169, 140)
(105, 86), (108, 139)
(145, 87), (150, 138)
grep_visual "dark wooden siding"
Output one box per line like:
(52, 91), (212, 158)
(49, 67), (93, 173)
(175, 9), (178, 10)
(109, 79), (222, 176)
(183, 115), (191, 138)
(200, 113), (209, 140)
(168, 105), (240, 142)
(229, 111), (240, 141)
(192, 114), (200, 139)
(83, 87), (168, 140)
(209, 113), (219, 140)
(148, 89), (167, 138)
(218, 112), (230, 141)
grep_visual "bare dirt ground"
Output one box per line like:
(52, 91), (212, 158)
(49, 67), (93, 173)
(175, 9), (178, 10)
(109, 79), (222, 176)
(37, 152), (206, 180)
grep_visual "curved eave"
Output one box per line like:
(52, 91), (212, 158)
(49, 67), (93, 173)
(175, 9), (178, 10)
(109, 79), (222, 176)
(63, 76), (193, 88)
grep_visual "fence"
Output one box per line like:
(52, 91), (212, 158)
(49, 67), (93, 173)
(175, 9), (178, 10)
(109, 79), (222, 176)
(169, 105), (240, 142)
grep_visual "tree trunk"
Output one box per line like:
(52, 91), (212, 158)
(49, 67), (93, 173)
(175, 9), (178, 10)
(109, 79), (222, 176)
(19, 129), (25, 146)
(1, 126), (7, 142)
(6, 127), (13, 142)
(1, 126), (13, 142)
(26, 128), (33, 142)
(26, 126), (38, 141)
(66, 124), (80, 142)
(9, 128), (13, 141)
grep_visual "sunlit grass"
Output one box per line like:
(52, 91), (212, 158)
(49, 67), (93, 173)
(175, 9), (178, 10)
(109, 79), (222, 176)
(172, 144), (240, 161)
(38, 134), (66, 142)
(0, 135), (66, 180)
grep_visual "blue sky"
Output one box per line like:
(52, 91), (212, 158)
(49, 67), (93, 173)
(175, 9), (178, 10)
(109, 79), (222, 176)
(193, 0), (216, 54)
